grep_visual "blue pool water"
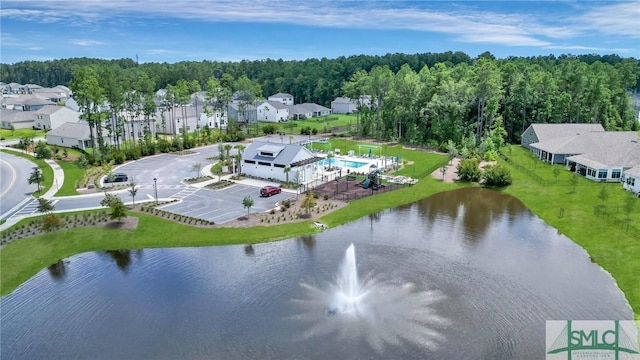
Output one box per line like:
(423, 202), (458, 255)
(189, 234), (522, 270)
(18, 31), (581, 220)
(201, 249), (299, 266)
(318, 158), (369, 169)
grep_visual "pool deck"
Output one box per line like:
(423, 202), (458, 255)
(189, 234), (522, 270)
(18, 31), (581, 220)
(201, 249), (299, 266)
(315, 153), (395, 173)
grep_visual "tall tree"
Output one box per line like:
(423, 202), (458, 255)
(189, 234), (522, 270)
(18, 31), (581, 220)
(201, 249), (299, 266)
(70, 66), (105, 157)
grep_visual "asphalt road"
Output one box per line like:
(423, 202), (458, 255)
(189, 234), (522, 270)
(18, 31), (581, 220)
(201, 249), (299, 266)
(0, 152), (38, 217)
(2, 142), (288, 225)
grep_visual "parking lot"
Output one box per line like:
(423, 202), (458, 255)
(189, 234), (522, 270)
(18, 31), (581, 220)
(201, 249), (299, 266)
(158, 182), (294, 224)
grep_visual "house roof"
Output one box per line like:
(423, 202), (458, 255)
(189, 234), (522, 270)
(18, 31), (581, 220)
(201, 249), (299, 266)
(46, 122), (108, 140)
(260, 100), (289, 110)
(332, 97), (353, 104)
(287, 104), (312, 115)
(530, 131), (639, 155)
(624, 166), (640, 178)
(244, 141), (319, 167)
(0, 108), (35, 123)
(35, 105), (65, 115)
(566, 136), (640, 169)
(269, 93), (293, 99)
(298, 103), (330, 112)
(527, 123), (605, 142)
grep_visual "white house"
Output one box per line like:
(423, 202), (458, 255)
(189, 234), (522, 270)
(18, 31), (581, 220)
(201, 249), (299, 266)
(34, 105), (80, 131)
(565, 134), (640, 182)
(46, 122), (112, 150)
(622, 166), (640, 195)
(257, 101), (289, 123)
(242, 141), (320, 183)
(268, 93), (294, 106)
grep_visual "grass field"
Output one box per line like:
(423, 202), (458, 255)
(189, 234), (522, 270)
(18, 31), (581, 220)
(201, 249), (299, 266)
(0, 128), (45, 140)
(55, 160), (85, 196)
(500, 146), (639, 319)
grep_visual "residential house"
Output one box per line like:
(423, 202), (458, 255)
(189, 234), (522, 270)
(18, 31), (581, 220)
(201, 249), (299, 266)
(529, 131), (638, 164)
(242, 141), (321, 183)
(0, 108), (35, 129)
(227, 101), (258, 124)
(32, 87), (71, 103)
(331, 97), (357, 114)
(46, 122), (112, 150)
(564, 134), (640, 182)
(298, 103), (331, 117)
(154, 105), (199, 135)
(287, 104), (313, 120)
(622, 166), (640, 195)
(34, 105), (80, 131)
(521, 123), (605, 150)
(257, 100), (289, 123)
(1, 94), (56, 111)
(268, 93), (294, 106)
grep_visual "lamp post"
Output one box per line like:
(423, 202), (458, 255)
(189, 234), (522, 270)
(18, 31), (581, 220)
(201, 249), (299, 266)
(153, 177), (158, 204)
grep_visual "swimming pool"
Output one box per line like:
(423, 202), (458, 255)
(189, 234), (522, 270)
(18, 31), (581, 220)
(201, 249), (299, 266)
(318, 158), (369, 169)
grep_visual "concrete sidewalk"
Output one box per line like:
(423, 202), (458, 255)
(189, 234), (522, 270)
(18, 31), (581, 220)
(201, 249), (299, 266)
(1, 147), (66, 199)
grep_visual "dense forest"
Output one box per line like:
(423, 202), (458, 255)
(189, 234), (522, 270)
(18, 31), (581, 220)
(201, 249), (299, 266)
(2, 51), (639, 147)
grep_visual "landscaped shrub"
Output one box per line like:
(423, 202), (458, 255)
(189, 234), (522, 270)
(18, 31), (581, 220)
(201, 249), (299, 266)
(457, 158), (482, 182)
(263, 124), (278, 135)
(482, 164), (513, 187)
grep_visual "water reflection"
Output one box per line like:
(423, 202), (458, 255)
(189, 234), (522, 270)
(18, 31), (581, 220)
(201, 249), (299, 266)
(297, 235), (316, 250)
(414, 187), (525, 240)
(0, 188), (633, 360)
(47, 260), (68, 281)
(100, 249), (142, 273)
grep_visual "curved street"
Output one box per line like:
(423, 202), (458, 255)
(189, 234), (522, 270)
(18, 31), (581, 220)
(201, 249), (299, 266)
(0, 143), (293, 231)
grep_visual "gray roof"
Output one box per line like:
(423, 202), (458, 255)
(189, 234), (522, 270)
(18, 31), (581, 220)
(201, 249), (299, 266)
(244, 141), (319, 167)
(287, 104), (312, 115)
(527, 123), (605, 142)
(624, 166), (640, 178)
(46, 122), (108, 140)
(566, 136), (640, 169)
(261, 100), (288, 110)
(0, 108), (35, 123)
(35, 105), (65, 115)
(269, 93), (293, 99)
(297, 103), (330, 112)
(332, 97), (353, 104)
(530, 131), (639, 155)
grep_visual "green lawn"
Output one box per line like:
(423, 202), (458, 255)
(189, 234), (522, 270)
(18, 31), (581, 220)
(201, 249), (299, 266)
(55, 160), (85, 196)
(1, 149), (54, 197)
(0, 128), (45, 140)
(257, 114), (358, 135)
(500, 145), (640, 319)
(1, 144), (638, 320)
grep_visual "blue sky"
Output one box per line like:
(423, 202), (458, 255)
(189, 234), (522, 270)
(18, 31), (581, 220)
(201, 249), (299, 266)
(1, 1), (639, 64)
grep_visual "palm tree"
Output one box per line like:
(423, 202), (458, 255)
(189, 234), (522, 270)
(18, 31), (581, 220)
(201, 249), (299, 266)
(36, 197), (54, 214)
(127, 181), (138, 207)
(284, 166), (291, 183)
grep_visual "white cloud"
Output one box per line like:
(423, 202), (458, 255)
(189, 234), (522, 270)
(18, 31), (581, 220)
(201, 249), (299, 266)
(70, 39), (104, 46)
(576, 2), (640, 38)
(3, 0), (639, 50)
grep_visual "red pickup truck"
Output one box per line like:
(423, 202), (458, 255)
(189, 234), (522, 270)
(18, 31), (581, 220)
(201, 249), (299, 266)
(260, 185), (282, 197)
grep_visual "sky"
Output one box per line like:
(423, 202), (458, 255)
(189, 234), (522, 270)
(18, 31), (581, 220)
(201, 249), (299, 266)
(1, 0), (639, 64)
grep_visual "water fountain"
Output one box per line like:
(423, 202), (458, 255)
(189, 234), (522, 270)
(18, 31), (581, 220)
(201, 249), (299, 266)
(292, 243), (450, 352)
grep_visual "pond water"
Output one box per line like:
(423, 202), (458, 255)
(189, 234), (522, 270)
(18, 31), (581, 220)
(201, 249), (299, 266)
(1, 188), (633, 359)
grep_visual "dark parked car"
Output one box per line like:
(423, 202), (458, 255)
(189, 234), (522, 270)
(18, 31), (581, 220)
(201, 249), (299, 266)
(260, 185), (281, 197)
(104, 173), (128, 183)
